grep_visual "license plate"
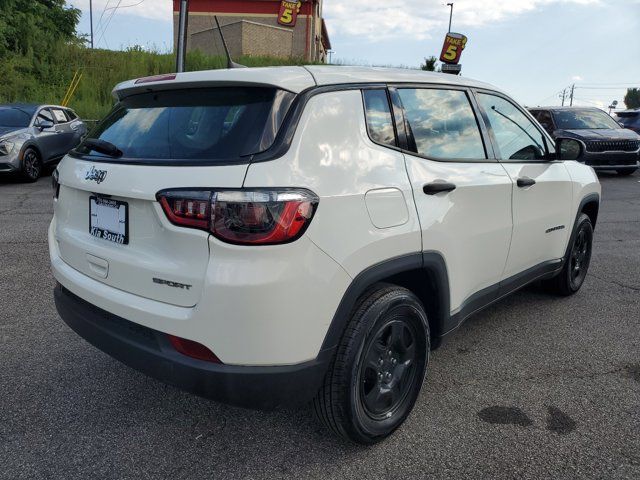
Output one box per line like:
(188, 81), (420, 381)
(89, 196), (129, 245)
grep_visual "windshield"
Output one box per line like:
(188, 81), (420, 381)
(552, 109), (621, 130)
(0, 108), (32, 128)
(75, 87), (294, 162)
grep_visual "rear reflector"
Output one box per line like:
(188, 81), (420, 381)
(168, 335), (221, 363)
(157, 189), (319, 245)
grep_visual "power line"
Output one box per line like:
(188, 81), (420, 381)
(96, 0), (124, 48)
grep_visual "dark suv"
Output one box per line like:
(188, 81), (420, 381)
(529, 106), (639, 175)
(615, 109), (640, 135)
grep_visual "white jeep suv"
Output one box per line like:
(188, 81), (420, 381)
(49, 66), (600, 444)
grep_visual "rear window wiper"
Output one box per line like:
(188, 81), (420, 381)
(82, 138), (123, 158)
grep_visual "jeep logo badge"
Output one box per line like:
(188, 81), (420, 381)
(85, 166), (107, 184)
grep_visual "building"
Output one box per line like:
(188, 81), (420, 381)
(173, 0), (331, 63)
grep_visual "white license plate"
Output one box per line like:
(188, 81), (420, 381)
(89, 196), (129, 245)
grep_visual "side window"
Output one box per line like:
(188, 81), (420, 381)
(397, 88), (486, 159)
(51, 108), (69, 123)
(362, 89), (396, 147)
(533, 110), (555, 135)
(36, 108), (54, 124)
(66, 109), (78, 120)
(477, 94), (547, 161)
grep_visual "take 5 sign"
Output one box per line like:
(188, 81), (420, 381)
(278, 1), (302, 26)
(439, 32), (468, 64)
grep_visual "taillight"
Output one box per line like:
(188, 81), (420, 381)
(157, 189), (318, 245)
(167, 334), (221, 363)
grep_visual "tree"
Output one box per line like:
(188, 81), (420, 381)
(420, 56), (440, 72)
(624, 88), (640, 109)
(0, 0), (80, 59)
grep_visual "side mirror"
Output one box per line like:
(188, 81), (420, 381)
(618, 121), (625, 128)
(35, 119), (54, 131)
(556, 137), (584, 161)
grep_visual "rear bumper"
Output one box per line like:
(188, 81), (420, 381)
(54, 283), (333, 410)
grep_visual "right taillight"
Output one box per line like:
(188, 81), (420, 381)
(157, 188), (318, 245)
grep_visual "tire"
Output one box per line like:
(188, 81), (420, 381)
(313, 284), (430, 444)
(20, 147), (42, 182)
(544, 213), (593, 296)
(616, 168), (637, 176)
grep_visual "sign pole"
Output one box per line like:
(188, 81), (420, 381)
(176, 0), (189, 73)
(447, 3), (454, 33)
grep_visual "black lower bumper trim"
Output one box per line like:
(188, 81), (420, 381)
(54, 284), (333, 410)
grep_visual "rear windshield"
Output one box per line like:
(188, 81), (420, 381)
(552, 109), (620, 130)
(75, 87), (294, 163)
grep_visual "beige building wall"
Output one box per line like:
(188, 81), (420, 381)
(174, 13), (324, 61)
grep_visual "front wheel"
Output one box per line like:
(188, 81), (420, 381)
(544, 213), (593, 296)
(20, 147), (42, 182)
(313, 285), (429, 444)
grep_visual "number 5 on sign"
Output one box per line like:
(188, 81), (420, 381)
(278, 1), (301, 27)
(439, 33), (468, 64)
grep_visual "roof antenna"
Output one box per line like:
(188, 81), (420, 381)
(214, 16), (246, 69)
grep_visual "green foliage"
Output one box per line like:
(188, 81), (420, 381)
(0, 0), (318, 121)
(624, 88), (640, 109)
(0, 0), (80, 58)
(0, 44), (314, 120)
(420, 56), (440, 72)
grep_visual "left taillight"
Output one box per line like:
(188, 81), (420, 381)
(157, 188), (319, 246)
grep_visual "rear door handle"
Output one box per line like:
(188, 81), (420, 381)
(517, 177), (536, 188)
(423, 182), (457, 195)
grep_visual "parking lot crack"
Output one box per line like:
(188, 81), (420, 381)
(587, 272), (640, 292)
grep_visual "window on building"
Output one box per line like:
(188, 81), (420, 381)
(397, 88), (486, 159)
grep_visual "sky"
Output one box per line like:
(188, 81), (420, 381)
(68, 0), (640, 111)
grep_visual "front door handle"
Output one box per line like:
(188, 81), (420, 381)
(423, 182), (457, 195)
(517, 177), (536, 188)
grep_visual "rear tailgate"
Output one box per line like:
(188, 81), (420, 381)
(53, 157), (247, 307)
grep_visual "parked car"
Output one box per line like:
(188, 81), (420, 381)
(614, 108), (640, 135)
(529, 106), (639, 175)
(50, 66), (600, 444)
(0, 103), (87, 182)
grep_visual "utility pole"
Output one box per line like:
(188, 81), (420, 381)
(447, 3), (454, 32)
(569, 83), (575, 106)
(176, 0), (189, 73)
(560, 88), (566, 106)
(89, 0), (94, 48)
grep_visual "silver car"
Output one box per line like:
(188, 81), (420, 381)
(0, 104), (87, 182)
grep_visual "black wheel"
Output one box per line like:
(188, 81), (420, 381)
(20, 147), (42, 182)
(544, 213), (593, 296)
(313, 285), (429, 444)
(616, 168), (637, 176)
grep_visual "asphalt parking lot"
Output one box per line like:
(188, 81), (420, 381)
(1, 172), (639, 479)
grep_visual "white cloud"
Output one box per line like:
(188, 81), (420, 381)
(324, 0), (599, 41)
(69, 0), (172, 23)
(572, 75), (584, 81)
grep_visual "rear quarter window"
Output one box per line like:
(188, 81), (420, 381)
(362, 89), (397, 148)
(75, 87), (295, 163)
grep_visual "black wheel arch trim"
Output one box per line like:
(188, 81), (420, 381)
(565, 193), (600, 260)
(319, 252), (451, 353)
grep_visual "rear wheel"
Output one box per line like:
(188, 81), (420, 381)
(544, 213), (593, 296)
(313, 285), (429, 444)
(616, 168), (637, 176)
(20, 148), (42, 182)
